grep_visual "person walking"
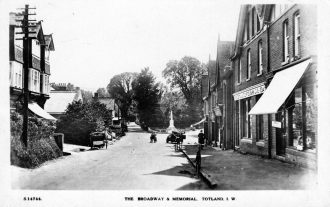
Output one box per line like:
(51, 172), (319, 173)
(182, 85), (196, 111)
(198, 130), (205, 150)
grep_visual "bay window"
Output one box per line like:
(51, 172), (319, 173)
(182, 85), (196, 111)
(29, 69), (40, 93)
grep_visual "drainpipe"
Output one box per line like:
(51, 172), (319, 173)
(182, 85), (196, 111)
(264, 20), (272, 159)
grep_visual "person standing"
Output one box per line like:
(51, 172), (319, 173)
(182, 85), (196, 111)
(198, 130), (205, 149)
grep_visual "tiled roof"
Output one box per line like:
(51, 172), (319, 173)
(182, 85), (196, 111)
(208, 60), (217, 86)
(98, 98), (117, 111)
(201, 75), (209, 99)
(44, 90), (82, 114)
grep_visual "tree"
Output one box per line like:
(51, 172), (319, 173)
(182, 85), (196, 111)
(162, 56), (206, 126)
(81, 90), (93, 103)
(96, 88), (109, 98)
(107, 72), (138, 120)
(67, 83), (75, 91)
(132, 68), (162, 129)
(162, 56), (206, 104)
(56, 100), (112, 146)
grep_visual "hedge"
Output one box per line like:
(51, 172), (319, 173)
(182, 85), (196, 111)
(10, 112), (63, 168)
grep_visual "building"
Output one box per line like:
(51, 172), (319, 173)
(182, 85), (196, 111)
(201, 40), (234, 148)
(205, 60), (216, 146)
(9, 12), (55, 120)
(44, 83), (83, 119)
(231, 4), (317, 168)
(214, 39), (234, 149)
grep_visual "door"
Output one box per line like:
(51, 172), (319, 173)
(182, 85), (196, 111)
(276, 109), (286, 155)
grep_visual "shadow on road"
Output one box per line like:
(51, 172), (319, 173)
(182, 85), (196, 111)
(145, 162), (211, 190)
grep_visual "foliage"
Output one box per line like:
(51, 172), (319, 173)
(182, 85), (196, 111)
(81, 89), (94, 103)
(56, 100), (111, 146)
(10, 112), (62, 168)
(162, 56), (205, 127)
(132, 68), (163, 129)
(162, 56), (206, 104)
(107, 72), (138, 120)
(96, 88), (110, 98)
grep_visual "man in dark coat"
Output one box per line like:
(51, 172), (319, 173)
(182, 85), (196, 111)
(198, 130), (205, 149)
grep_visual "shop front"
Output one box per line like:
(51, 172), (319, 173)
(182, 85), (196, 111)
(249, 59), (317, 169)
(233, 82), (267, 156)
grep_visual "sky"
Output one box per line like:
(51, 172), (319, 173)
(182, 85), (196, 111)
(6, 0), (240, 92)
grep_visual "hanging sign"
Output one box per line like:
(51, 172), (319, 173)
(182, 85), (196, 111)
(272, 121), (282, 128)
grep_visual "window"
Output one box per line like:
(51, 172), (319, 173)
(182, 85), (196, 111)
(251, 8), (255, 36)
(256, 12), (260, 32)
(293, 12), (300, 58)
(237, 59), (241, 84)
(246, 13), (250, 40)
(283, 20), (289, 62)
(247, 49), (251, 80)
(43, 74), (50, 94)
(288, 84), (317, 152)
(29, 69), (40, 92)
(256, 95), (264, 140)
(10, 61), (23, 88)
(258, 41), (263, 75)
(271, 4), (290, 22)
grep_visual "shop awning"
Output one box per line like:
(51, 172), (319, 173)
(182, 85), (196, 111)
(28, 102), (57, 120)
(249, 59), (311, 115)
(191, 118), (206, 127)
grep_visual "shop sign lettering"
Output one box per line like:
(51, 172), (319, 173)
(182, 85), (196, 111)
(233, 83), (265, 100)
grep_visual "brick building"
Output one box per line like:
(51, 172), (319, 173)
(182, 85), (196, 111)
(231, 4), (317, 168)
(9, 12), (55, 120)
(201, 39), (234, 148)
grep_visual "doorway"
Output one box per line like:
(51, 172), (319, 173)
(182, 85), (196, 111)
(276, 110), (286, 155)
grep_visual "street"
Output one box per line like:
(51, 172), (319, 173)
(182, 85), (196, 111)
(11, 124), (207, 190)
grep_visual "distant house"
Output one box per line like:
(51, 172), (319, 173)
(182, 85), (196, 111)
(93, 93), (120, 124)
(44, 83), (83, 119)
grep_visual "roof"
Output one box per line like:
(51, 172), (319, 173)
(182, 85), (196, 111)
(98, 98), (117, 111)
(44, 90), (82, 114)
(44, 34), (55, 51)
(201, 75), (209, 99)
(231, 4), (272, 60)
(208, 60), (217, 87)
(215, 39), (235, 84)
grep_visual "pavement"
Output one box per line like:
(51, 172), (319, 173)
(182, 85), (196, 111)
(180, 132), (318, 190)
(11, 124), (208, 190)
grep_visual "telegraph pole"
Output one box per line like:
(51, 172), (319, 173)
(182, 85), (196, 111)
(15, 4), (36, 147)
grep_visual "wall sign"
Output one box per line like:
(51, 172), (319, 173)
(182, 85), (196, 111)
(272, 121), (282, 128)
(233, 83), (265, 100)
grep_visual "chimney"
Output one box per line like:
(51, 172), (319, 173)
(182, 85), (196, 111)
(94, 92), (99, 100)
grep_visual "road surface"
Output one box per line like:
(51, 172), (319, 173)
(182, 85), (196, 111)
(11, 124), (206, 190)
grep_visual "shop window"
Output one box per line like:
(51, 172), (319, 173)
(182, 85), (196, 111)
(293, 12), (300, 59)
(305, 84), (317, 151)
(288, 84), (317, 152)
(242, 98), (252, 138)
(256, 95), (264, 140)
